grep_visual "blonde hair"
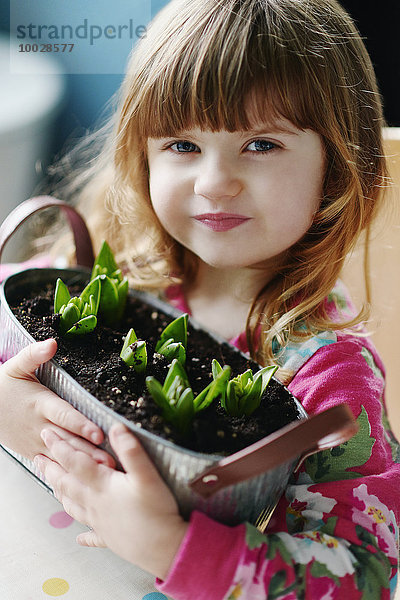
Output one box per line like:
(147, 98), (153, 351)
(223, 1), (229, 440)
(53, 0), (388, 367)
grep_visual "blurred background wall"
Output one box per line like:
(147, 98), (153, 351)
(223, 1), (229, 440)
(0, 0), (167, 157)
(340, 1), (400, 128)
(0, 1), (164, 231)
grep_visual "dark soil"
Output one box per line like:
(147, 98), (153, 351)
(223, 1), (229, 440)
(10, 282), (301, 455)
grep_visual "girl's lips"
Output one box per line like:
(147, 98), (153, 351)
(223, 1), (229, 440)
(193, 213), (251, 232)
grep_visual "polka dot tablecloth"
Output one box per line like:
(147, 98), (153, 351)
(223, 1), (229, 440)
(0, 449), (172, 600)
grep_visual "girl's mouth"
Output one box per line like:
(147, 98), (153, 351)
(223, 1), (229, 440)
(193, 213), (251, 232)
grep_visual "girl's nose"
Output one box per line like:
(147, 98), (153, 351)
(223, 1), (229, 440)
(194, 158), (242, 201)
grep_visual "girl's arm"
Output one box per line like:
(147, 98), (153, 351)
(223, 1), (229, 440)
(0, 340), (114, 466)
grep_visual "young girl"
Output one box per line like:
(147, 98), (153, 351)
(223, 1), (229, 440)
(1, 0), (400, 597)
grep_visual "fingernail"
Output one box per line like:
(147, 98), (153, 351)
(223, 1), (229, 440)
(41, 428), (59, 445)
(83, 426), (102, 444)
(90, 430), (102, 444)
(36, 339), (55, 356)
(112, 424), (126, 437)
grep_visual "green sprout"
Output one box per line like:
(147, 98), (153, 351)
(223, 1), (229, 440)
(120, 328), (147, 373)
(91, 240), (129, 325)
(54, 277), (101, 336)
(146, 358), (231, 435)
(155, 313), (188, 365)
(212, 360), (278, 417)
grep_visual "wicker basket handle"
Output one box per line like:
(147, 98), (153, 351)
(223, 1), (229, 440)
(189, 403), (358, 498)
(0, 196), (94, 268)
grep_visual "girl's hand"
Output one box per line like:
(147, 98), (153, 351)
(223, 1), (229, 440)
(35, 424), (188, 580)
(0, 339), (114, 466)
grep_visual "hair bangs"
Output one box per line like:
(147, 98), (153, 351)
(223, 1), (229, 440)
(131, 1), (313, 139)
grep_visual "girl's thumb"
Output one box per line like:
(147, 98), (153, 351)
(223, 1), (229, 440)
(109, 424), (157, 482)
(4, 339), (57, 378)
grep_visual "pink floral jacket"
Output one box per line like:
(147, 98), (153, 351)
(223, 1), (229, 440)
(156, 281), (400, 599)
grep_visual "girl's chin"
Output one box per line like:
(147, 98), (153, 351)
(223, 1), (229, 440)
(195, 253), (264, 270)
(179, 241), (280, 271)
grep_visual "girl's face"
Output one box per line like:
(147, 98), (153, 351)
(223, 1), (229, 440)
(147, 117), (325, 271)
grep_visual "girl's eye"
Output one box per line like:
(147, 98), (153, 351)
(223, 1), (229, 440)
(170, 141), (200, 153)
(246, 139), (276, 153)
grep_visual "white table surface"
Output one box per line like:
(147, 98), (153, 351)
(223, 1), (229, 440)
(0, 449), (171, 600)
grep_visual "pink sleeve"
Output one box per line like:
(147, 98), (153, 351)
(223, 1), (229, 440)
(156, 511), (247, 600)
(156, 339), (400, 599)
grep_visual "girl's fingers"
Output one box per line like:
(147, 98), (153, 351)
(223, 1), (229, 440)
(60, 494), (89, 527)
(50, 426), (115, 467)
(40, 394), (104, 445)
(4, 340), (104, 447)
(40, 429), (106, 487)
(6, 340), (104, 447)
(109, 424), (159, 485)
(4, 339), (57, 379)
(76, 530), (106, 548)
(34, 454), (89, 519)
